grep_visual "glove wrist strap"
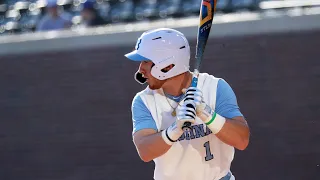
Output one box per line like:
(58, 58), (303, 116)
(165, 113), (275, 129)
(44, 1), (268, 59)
(162, 124), (182, 145)
(161, 129), (177, 145)
(205, 112), (226, 134)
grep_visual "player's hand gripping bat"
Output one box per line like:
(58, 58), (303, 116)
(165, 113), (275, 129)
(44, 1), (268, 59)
(182, 0), (218, 131)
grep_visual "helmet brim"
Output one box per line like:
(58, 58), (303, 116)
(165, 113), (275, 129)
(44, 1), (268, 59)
(124, 50), (151, 62)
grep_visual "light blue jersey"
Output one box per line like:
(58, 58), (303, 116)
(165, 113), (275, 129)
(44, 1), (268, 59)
(131, 79), (243, 134)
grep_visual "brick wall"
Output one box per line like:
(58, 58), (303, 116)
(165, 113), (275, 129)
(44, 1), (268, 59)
(0, 30), (319, 180)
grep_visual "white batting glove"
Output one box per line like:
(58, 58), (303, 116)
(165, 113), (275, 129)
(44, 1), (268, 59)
(182, 87), (213, 122)
(196, 102), (226, 134)
(182, 87), (203, 106)
(183, 87), (226, 134)
(162, 101), (196, 145)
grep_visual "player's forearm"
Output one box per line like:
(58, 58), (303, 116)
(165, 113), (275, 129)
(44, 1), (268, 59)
(133, 130), (172, 162)
(196, 104), (250, 150)
(215, 117), (250, 150)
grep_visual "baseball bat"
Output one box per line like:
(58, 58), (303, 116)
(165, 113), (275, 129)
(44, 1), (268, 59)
(182, 0), (218, 130)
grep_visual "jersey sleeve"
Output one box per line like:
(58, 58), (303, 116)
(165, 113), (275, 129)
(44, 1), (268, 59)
(131, 94), (158, 135)
(215, 79), (243, 119)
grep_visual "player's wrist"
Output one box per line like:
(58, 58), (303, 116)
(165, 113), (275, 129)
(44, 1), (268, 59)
(196, 103), (213, 122)
(205, 112), (226, 134)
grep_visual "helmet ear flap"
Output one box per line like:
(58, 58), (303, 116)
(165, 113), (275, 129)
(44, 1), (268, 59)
(134, 71), (147, 84)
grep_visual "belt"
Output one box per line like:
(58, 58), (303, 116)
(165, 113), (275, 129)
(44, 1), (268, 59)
(219, 172), (231, 180)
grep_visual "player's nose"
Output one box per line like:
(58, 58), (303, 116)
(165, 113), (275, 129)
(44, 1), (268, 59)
(138, 62), (146, 75)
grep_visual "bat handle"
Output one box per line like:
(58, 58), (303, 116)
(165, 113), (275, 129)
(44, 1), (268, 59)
(182, 122), (192, 131)
(182, 69), (199, 131)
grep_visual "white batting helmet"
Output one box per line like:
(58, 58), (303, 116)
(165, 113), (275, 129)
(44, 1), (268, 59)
(124, 28), (191, 83)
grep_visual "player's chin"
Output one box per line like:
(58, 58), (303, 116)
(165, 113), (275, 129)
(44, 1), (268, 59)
(148, 82), (161, 90)
(148, 84), (158, 90)
(148, 79), (165, 90)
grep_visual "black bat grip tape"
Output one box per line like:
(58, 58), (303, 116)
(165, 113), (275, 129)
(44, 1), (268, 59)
(181, 102), (195, 131)
(182, 122), (192, 130)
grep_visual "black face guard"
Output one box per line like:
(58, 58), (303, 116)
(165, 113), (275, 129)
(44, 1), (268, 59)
(134, 71), (147, 84)
(134, 63), (155, 85)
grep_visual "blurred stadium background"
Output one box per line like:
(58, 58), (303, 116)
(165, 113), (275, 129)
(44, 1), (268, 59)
(0, 0), (318, 35)
(0, 0), (320, 180)
(0, 0), (261, 34)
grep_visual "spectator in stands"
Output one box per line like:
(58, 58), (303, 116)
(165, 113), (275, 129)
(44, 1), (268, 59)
(36, 0), (72, 32)
(80, 0), (106, 27)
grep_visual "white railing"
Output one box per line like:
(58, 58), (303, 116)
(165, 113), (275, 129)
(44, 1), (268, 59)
(0, 11), (320, 56)
(259, 0), (320, 9)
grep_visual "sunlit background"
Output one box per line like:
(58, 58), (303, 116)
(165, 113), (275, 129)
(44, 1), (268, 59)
(0, 0), (319, 35)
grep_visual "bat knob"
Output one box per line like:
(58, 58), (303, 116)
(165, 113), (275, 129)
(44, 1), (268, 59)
(182, 122), (192, 131)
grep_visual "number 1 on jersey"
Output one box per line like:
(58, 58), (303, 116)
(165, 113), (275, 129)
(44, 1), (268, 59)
(204, 141), (214, 161)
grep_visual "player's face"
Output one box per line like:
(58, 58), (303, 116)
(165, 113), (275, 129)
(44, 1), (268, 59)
(138, 61), (165, 90)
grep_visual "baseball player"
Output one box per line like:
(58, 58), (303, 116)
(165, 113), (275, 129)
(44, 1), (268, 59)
(124, 28), (250, 180)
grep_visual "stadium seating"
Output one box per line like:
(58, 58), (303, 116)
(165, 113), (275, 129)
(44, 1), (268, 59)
(0, 0), (318, 36)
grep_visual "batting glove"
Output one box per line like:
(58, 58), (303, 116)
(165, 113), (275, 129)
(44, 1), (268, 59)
(182, 87), (203, 106)
(183, 87), (226, 134)
(162, 100), (196, 145)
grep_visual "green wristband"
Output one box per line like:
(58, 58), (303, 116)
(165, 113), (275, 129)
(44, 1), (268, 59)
(205, 112), (216, 125)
